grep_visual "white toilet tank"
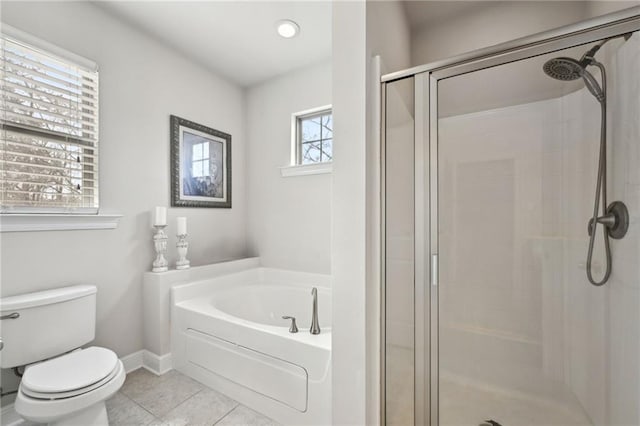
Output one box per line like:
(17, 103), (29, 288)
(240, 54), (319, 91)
(0, 285), (97, 369)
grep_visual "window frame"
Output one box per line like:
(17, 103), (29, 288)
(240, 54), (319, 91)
(0, 25), (119, 232)
(1, 24), (100, 215)
(291, 104), (332, 166)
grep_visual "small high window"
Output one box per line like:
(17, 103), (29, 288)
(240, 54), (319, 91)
(293, 106), (332, 165)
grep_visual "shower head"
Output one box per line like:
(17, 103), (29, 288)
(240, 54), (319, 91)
(543, 57), (584, 81)
(543, 56), (605, 103)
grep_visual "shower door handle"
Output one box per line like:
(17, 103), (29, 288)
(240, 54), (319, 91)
(431, 254), (438, 286)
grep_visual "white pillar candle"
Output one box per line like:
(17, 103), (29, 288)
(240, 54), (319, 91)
(177, 217), (187, 235)
(154, 206), (167, 226)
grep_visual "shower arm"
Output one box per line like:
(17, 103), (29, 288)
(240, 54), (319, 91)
(580, 33), (633, 67)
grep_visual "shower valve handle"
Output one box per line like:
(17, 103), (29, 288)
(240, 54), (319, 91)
(282, 316), (299, 333)
(587, 201), (629, 240)
(588, 213), (616, 234)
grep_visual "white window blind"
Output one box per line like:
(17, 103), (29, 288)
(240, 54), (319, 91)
(1, 29), (99, 214)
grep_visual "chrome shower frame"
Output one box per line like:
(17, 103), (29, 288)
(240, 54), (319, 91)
(380, 6), (640, 425)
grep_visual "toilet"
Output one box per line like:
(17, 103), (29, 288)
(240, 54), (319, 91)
(0, 285), (125, 425)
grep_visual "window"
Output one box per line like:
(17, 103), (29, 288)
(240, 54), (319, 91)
(294, 106), (332, 165)
(191, 141), (209, 178)
(1, 28), (99, 214)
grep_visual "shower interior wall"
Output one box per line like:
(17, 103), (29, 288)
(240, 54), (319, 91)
(434, 34), (640, 424)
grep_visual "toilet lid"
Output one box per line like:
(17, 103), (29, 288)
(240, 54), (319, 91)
(21, 360), (122, 400)
(22, 347), (118, 394)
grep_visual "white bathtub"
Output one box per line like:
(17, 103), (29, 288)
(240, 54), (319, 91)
(209, 283), (331, 330)
(170, 266), (331, 426)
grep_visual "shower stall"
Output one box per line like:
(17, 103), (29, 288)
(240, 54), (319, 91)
(382, 8), (640, 426)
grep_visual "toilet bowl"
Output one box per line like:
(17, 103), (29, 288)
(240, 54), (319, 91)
(0, 285), (125, 426)
(15, 347), (126, 425)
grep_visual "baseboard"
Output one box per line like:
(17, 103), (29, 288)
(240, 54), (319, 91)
(141, 350), (173, 375)
(120, 350), (144, 373)
(120, 350), (172, 376)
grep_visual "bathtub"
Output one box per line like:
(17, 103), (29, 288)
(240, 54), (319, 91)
(170, 266), (331, 426)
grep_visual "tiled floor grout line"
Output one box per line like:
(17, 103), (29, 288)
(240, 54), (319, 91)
(116, 391), (159, 423)
(113, 370), (277, 425)
(211, 402), (241, 425)
(158, 387), (206, 421)
(120, 384), (206, 424)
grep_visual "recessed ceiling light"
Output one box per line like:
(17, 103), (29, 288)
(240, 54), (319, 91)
(276, 20), (300, 39)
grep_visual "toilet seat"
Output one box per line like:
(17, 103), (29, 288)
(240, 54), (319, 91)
(21, 346), (118, 399)
(21, 360), (120, 400)
(15, 350), (125, 425)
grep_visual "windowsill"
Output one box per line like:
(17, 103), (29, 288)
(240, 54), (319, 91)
(280, 162), (333, 177)
(0, 213), (123, 232)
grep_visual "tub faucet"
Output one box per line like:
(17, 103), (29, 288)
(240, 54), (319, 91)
(310, 287), (321, 335)
(282, 316), (298, 333)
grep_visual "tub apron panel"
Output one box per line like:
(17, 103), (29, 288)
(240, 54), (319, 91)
(185, 328), (308, 412)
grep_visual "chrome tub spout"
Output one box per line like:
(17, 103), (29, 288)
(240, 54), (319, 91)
(310, 287), (321, 335)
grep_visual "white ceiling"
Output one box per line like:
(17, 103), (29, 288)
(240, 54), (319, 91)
(96, 1), (332, 87)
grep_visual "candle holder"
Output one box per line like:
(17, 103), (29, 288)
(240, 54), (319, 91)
(176, 233), (190, 270)
(152, 225), (169, 273)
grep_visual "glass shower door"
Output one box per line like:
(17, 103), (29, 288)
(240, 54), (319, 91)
(436, 33), (640, 426)
(383, 76), (415, 426)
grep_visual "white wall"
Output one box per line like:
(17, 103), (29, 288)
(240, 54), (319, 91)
(409, 1), (639, 67)
(246, 61), (332, 274)
(331, 3), (368, 424)
(586, 1), (640, 18)
(367, 1), (411, 74)
(331, 0), (411, 424)
(411, 1), (584, 66)
(0, 1), (247, 358)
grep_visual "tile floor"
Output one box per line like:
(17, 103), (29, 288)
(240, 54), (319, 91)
(106, 369), (280, 426)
